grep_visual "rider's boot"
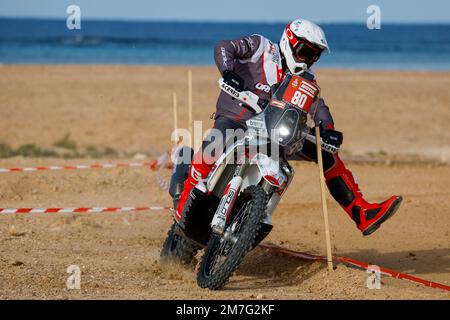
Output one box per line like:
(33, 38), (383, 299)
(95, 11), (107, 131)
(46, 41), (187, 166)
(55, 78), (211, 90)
(175, 152), (214, 223)
(169, 145), (194, 210)
(173, 153), (214, 246)
(324, 154), (403, 236)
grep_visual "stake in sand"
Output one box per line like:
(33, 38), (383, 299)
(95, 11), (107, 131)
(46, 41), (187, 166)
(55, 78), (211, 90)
(315, 125), (334, 271)
(172, 92), (180, 145)
(188, 69), (193, 148)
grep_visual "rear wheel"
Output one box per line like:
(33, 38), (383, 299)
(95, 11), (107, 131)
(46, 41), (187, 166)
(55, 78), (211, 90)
(197, 185), (267, 290)
(160, 222), (199, 265)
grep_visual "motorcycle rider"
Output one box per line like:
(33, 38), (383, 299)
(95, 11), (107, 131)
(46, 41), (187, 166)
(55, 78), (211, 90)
(170, 19), (402, 237)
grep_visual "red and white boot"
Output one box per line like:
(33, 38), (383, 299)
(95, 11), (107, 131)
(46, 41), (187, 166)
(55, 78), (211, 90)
(324, 154), (403, 236)
(175, 151), (214, 222)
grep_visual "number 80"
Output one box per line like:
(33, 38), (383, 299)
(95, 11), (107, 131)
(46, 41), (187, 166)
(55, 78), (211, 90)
(291, 91), (307, 108)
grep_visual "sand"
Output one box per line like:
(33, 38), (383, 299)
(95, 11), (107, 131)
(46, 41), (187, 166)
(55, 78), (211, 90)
(1, 65), (449, 160)
(0, 65), (449, 299)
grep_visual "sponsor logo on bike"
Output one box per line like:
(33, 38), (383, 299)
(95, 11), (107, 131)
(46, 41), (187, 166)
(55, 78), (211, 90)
(300, 81), (318, 96)
(248, 119), (265, 129)
(270, 100), (286, 109)
(220, 189), (235, 217)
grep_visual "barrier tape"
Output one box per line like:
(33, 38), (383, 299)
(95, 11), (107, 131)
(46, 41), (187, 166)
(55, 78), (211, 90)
(0, 150), (172, 174)
(0, 150), (173, 214)
(2, 145), (446, 175)
(0, 141), (188, 175)
(259, 243), (450, 292)
(0, 162), (155, 173)
(152, 150), (171, 192)
(155, 174), (170, 192)
(0, 206), (171, 214)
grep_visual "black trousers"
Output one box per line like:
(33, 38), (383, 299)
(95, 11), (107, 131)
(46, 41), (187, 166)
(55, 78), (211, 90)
(289, 137), (337, 172)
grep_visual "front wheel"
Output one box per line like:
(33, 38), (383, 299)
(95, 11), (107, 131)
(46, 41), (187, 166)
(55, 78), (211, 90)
(197, 185), (267, 290)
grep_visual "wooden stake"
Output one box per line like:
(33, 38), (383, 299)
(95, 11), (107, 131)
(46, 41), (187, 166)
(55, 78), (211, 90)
(315, 125), (334, 272)
(173, 92), (179, 145)
(188, 69), (193, 148)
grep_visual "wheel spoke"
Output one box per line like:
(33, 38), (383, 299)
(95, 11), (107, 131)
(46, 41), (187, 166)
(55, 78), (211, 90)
(210, 238), (228, 273)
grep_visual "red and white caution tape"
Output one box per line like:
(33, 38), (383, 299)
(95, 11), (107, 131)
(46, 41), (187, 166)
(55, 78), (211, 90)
(0, 206), (171, 214)
(154, 150), (171, 192)
(337, 255), (450, 292)
(259, 243), (450, 292)
(0, 162), (155, 173)
(155, 174), (170, 192)
(0, 149), (174, 174)
(154, 151), (171, 170)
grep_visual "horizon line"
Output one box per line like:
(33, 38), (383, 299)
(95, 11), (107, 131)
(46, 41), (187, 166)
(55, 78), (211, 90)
(1, 15), (450, 26)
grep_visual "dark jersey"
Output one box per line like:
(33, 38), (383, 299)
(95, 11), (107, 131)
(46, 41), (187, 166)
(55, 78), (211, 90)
(214, 34), (334, 129)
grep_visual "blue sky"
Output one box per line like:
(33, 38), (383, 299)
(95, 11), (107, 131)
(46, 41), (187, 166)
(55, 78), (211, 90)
(0, 0), (449, 23)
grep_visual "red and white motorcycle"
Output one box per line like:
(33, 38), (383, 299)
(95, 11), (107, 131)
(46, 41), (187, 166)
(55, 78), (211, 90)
(161, 71), (336, 290)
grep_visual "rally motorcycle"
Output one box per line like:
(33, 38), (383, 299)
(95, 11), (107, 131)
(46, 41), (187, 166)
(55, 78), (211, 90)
(161, 71), (339, 290)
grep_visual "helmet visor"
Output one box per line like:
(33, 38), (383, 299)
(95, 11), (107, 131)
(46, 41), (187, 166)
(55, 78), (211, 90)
(293, 40), (323, 65)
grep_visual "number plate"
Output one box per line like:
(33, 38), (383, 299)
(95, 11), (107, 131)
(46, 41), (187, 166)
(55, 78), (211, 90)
(282, 75), (319, 112)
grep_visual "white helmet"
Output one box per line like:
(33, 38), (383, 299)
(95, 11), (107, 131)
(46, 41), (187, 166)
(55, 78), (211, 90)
(279, 19), (330, 75)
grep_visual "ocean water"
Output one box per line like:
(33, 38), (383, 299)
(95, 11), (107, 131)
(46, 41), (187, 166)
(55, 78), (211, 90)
(0, 18), (449, 70)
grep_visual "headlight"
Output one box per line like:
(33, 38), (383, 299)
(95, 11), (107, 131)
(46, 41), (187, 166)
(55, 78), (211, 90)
(279, 126), (290, 137)
(272, 109), (299, 146)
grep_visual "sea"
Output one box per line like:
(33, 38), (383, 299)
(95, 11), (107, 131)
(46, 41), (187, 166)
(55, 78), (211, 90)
(1, 18), (449, 70)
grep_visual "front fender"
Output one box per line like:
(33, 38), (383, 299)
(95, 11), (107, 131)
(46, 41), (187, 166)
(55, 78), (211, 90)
(252, 154), (287, 187)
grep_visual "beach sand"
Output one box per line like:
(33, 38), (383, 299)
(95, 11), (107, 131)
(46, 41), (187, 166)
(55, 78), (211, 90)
(0, 65), (449, 299)
(1, 65), (449, 160)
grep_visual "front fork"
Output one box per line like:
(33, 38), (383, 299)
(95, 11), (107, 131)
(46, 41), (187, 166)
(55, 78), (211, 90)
(210, 164), (247, 235)
(209, 158), (292, 235)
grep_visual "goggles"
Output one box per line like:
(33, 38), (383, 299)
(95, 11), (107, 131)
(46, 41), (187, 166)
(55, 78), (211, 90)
(293, 39), (323, 65)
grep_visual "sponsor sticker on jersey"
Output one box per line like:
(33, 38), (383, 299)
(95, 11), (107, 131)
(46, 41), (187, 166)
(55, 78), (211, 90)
(221, 82), (240, 98)
(255, 82), (271, 93)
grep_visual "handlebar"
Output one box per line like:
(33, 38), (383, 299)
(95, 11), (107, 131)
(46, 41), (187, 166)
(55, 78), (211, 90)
(218, 78), (267, 114)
